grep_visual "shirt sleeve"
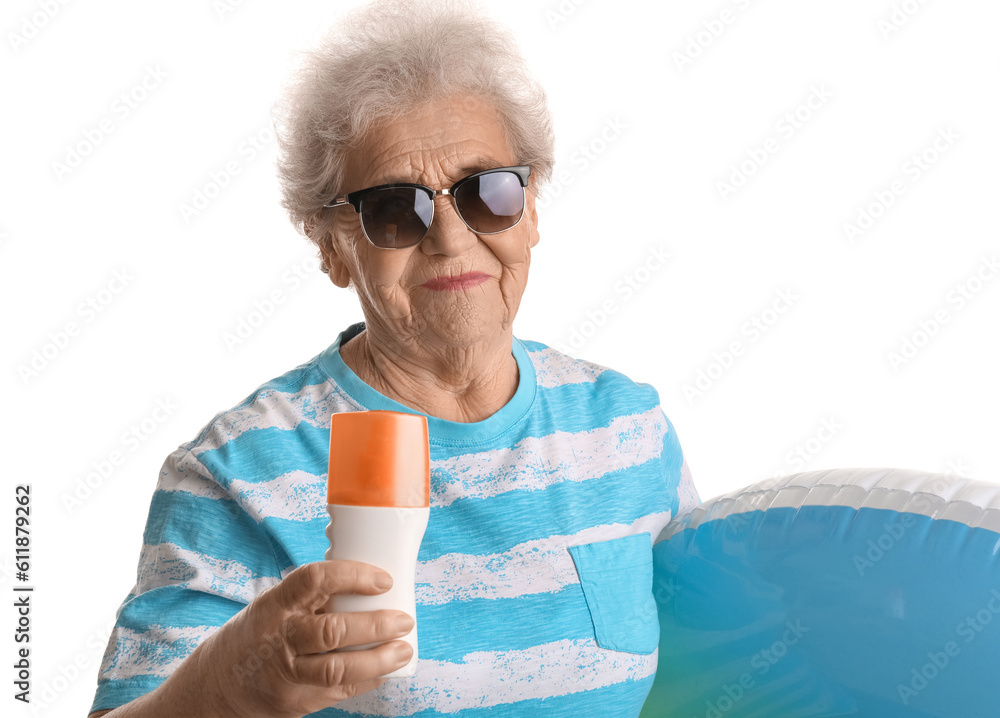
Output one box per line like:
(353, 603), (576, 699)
(659, 413), (701, 520)
(642, 415), (701, 717)
(89, 446), (283, 714)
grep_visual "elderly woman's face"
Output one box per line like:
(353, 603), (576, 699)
(321, 95), (539, 352)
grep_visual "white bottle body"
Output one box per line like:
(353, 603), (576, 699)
(324, 503), (429, 678)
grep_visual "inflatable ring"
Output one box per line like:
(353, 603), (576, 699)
(644, 468), (1000, 717)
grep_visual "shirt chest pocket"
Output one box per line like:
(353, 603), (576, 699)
(568, 532), (659, 655)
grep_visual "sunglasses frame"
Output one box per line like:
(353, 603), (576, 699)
(323, 165), (531, 249)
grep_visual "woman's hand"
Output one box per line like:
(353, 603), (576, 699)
(148, 560), (414, 718)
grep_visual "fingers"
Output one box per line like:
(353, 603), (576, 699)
(336, 676), (388, 701)
(289, 610), (415, 655)
(293, 640), (414, 688)
(274, 561), (393, 614)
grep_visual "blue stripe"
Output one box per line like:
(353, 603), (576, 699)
(196, 423), (329, 486)
(145, 490), (281, 577)
(526, 382), (661, 439)
(117, 585), (246, 629)
(190, 382), (662, 475)
(185, 360), (330, 450)
(263, 516), (328, 568)
(253, 362), (329, 394)
(261, 456), (675, 568)
(422, 458), (676, 557)
(416, 586), (594, 658)
(95, 672), (655, 717)
(314, 672), (655, 717)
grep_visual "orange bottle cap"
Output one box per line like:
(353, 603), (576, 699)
(327, 410), (430, 508)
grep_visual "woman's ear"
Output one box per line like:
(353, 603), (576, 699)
(306, 215), (352, 288)
(323, 241), (353, 289)
(525, 190), (540, 249)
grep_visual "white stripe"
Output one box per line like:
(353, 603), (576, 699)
(676, 459), (700, 516)
(417, 512), (670, 605)
(156, 448), (229, 501)
(156, 454), (328, 525)
(182, 348), (620, 458)
(335, 638), (657, 715)
(99, 624), (217, 680)
(528, 346), (608, 388)
(433, 407), (668, 507)
(662, 468), (1000, 541)
(226, 407), (667, 519)
(190, 379), (357, 454)
(137, 543), (280, 604)
(229, 470), (327, 523)
(188, 347), (615, 455)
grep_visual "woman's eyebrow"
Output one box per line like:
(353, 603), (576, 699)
(364, 158), (506, 188)
(455, 157), (505, 176)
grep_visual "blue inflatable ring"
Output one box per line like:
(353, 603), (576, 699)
(644, 468), (1000, 717)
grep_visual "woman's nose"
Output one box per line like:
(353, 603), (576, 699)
(419, 195), (477, 256)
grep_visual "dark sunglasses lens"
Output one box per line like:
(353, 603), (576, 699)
(453, 172), (525, 234)
(360, 188), (433, 248)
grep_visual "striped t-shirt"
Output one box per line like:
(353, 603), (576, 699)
(91, 323), (700, 716)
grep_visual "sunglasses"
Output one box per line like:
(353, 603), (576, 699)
(323, 165), (531, 249)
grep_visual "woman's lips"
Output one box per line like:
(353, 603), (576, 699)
(421, 272), (490, 291)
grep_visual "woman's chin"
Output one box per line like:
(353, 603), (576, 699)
(416, 312), (510, 351)
(403, 294), (512, 347)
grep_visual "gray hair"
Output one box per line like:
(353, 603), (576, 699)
(272, 0), (555, 271)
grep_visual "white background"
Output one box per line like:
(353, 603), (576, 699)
(2, 0), (998, 715)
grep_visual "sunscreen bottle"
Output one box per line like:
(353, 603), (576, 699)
(324, 410), (430, 678)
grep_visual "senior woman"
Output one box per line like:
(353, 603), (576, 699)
(89, 1), (698, 717)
